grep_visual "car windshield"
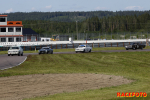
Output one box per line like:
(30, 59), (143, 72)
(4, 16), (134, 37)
(10, 47), (19, 49)
(130, 43), (134, 45)
(42, 47), (49, 50)
(78, 45), (85, 48)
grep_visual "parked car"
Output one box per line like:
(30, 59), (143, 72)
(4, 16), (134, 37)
(8, 46), (23, 56)
(75, 44), (92, 53)
(38, 47), (53, 54)
(125, 42), (146, 50)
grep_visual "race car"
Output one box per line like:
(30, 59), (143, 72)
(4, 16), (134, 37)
(38, 47), (53, 54)
(125, 42), (145, 50)
(8, 46), (23, 56)
(75, 44), (92, 53)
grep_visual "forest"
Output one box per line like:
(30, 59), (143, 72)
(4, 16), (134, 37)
(2, 11), (150, 34)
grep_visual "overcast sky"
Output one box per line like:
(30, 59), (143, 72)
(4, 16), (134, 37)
(1, 0), (150, 13)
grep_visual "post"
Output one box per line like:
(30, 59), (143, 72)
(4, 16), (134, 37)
(35, 46), (36, 51)
(76, 21), (78, 40)
(130, 32), (131, 39)
(111, 33), (112, 40)
(124, 32), (125, 40)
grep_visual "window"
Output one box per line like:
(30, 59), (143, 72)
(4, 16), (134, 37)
(10, 47), (19, 49)
(8, 22), (13, 24)
(16, 22), (20, 24)
(8, 28), (14, 32)
(16, 38), (21, 42)
(23, 36), (27, 41)
(0, 18), (6, 22)
(8, 38), (14, 42)
(1, 38), (6, 42)
(0, 28), (6, 32)
(16, 28), (21, 32)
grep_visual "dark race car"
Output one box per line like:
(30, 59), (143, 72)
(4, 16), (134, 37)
(125, 42), (146, 50)
(38, 47), (53, 54)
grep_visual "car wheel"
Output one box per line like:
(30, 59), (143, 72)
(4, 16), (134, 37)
(83, 49), (85, 53)
(76, 51), (78, 53)
(89, 49), (91, 52)
(21, 53), (23, 56)
(133, 47), (136, 50)
(18, 52), (20, 56)
(39, 53), (41, 55)
(126, 48), (128, 50)
(8, 54), (10, 56)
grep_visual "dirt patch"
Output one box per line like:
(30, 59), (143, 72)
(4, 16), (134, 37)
(0, 74), (133, 100)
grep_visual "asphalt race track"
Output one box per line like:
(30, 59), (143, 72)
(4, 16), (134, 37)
(1, 49), (150, 70)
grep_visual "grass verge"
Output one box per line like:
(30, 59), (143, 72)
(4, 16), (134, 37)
(0, 51), (150, 100)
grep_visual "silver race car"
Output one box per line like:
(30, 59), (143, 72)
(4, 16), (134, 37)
(75, 44), (92, 53)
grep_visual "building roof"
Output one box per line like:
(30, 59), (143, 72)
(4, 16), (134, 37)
(0, 15), (7, 17)
(23, 28), (39, 35)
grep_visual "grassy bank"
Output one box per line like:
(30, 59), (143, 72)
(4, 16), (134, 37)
(0, 51), (150, 100)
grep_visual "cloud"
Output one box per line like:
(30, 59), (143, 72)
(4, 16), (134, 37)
(125, 6), (143, 10)
(45, 5), (52, 9)
(95, 7), (108, 10)
(5, 8), (13, 13)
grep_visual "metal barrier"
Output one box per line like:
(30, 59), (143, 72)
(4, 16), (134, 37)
(0, 42), (146, 51)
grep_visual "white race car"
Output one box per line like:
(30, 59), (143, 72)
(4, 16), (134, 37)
(75, 44), (92, 53)
(8, 46), (23, 56)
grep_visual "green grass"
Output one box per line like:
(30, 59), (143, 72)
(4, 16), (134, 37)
(0, 51), (150, 100)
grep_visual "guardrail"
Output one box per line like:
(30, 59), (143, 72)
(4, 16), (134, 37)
(0, 39), (148, 51)
(0, 39), (148, 47)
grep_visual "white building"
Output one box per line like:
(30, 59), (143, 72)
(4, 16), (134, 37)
(0, 15), (23, 42)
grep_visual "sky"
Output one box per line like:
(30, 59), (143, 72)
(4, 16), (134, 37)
(1, 0), (150, 13)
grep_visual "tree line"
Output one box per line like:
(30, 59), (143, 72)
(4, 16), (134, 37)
(21, 12), (150, 34)
(2, 10), (150, 22)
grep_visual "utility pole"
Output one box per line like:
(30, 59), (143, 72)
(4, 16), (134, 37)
(76, 21), (78, 40)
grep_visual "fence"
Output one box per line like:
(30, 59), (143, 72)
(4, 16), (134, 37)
(38, 32), (150, 41)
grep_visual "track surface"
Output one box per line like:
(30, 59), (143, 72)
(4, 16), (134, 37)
(1, 49), (150, 70)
